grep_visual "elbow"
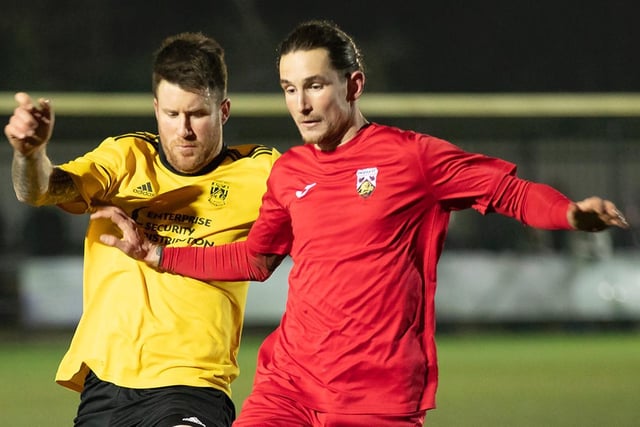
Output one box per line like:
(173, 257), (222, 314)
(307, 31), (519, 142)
(15, 191), (44, 207)
(251, 268), (274, 282)
(249, 253), (285, 282)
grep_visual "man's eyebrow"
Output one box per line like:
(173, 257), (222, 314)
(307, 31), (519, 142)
(280, 75), (327, 85)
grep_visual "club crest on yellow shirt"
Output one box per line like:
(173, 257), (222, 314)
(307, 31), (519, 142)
(356, 167), (378, 198)
(208, 181), (230, 206)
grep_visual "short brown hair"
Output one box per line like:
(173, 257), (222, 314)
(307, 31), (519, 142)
(152, 32), (228, 99)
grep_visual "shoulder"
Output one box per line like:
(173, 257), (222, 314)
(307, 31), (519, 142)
(367, 123), (432, 143)
(225, 144), (280, 161)
(111, 131), (159, 149)
(91, 132), (159, 155)
(270, 144), (312, 169)
(222, 144), (282, 172)
(370, 123), (461, 155)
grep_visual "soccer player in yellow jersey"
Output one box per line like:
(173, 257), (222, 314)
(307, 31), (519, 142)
(4, 32), (280, 426)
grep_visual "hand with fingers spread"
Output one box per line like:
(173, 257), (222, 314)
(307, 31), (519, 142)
(4, 92), (55, 157)
(567, 196), (630, 231)
(91, 206), (162, 268)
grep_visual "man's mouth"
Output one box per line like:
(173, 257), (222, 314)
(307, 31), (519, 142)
(300, 118), (321, 127)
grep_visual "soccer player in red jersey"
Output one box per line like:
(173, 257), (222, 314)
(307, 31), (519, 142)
(94, 21), (629, 426)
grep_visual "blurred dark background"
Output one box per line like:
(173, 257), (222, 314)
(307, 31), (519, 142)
(1, 1), (640, 328)
(1, 0), (638, 93)
(1, 7), (638, 424)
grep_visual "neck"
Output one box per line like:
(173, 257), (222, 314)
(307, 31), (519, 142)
(315, 112), (369, 152)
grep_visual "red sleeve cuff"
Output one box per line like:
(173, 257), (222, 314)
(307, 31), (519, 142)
(522, 182), (573, 230)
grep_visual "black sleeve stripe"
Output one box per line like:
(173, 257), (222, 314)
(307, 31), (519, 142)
(226, 145), (274, 161)
(113, 131), (158, 145)
(249, 146), (275, 158)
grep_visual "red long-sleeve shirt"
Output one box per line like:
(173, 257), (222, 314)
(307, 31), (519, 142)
(163, 123), (572, 413)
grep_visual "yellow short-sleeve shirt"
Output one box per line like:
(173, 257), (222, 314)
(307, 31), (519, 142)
(55, 132), (279, 397)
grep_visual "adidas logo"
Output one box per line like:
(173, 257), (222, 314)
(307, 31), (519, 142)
(133, 181), (155, 197)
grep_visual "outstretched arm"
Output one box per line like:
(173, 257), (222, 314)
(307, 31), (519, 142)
(492, 176), (629, 231)
(161, 244), (284, 282)
(5, 92), (80, 206)
(91, 206), (283, 281)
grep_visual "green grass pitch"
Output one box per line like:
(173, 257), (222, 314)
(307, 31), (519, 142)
(1, 330), (639, 426)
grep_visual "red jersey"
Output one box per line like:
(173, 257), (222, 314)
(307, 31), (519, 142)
(240, 123), (569, 413)
(163, 122), (572, 414)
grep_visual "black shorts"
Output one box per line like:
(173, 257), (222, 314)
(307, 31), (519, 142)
(74, 371), (235, 427)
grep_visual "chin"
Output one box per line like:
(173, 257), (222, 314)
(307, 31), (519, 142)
(171, 159), (198, 174)
(299, 133), (314, 144)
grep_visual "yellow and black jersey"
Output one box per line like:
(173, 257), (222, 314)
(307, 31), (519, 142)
(55, 131), (280, 396)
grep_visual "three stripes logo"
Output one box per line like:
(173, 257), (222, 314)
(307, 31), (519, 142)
(133, 181), (155, 197)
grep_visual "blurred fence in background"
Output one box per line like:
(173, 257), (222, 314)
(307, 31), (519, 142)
(1, 92), (640, 329)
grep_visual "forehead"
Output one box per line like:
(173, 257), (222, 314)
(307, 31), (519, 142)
(279, 48), (335, 81)
(155, 80), (215, 106)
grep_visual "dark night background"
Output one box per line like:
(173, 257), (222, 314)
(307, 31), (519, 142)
(1, 1), (640, 336)
(1, 0), (638, 94)
(1, 0), (639, 256)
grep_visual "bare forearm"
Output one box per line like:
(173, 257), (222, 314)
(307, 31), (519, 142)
(12, 149), (79, 206)
(12, 149), (52, 204)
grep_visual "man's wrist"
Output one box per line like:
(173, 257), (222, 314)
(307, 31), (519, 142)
(566, 202), (578, 230)
(156, 245), (164, 270)
(145, 245), (163, 270)
(13, 143), (47, 160)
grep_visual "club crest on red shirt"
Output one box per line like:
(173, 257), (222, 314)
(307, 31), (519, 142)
(356, 167), (378, 198)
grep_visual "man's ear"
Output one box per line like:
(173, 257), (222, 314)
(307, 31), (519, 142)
(220, 97), (231, 124)
(347, 71), (365, 102)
